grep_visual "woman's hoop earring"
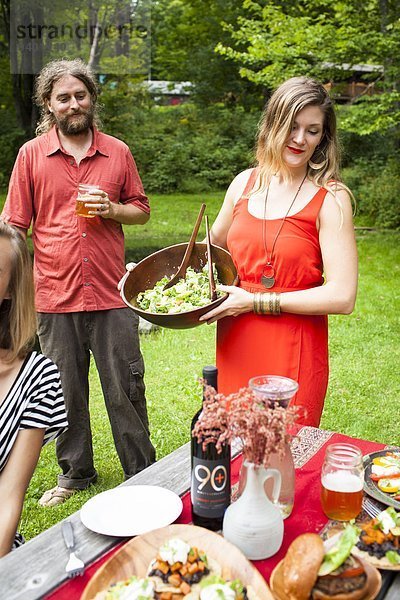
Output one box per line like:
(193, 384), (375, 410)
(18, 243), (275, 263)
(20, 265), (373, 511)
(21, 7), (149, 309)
(308, 158), (328, 170)
(308, 148), (328, 170)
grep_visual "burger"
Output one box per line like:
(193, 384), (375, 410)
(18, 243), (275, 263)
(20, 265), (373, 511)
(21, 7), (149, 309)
(280, 526), (372, 600)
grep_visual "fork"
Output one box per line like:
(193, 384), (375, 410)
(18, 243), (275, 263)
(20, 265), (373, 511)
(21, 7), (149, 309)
(362, 496), (383, 518)
(62, 520), (84, 578)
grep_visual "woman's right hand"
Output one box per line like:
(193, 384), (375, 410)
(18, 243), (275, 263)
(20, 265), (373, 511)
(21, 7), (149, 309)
(199, 285), (253, 324)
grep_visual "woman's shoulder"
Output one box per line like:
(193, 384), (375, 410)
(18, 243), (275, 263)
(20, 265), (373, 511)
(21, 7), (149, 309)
(322, 181), (353, 206)
(227, 167), (258, 204)
(25, 351), (60, 378)
(233, 167), (258, 187)
(319, 182), (354, 228)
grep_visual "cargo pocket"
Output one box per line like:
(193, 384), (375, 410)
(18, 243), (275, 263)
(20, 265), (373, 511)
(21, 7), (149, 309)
(129, 356), (145, 403)
(129, 356), (151, 433)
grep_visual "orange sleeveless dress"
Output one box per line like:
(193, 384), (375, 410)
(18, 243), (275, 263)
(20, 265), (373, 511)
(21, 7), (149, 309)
(216, 169), (329, 426)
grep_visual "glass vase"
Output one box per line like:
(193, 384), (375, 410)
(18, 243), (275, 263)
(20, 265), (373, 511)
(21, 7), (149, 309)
(240, 375), (299, 519)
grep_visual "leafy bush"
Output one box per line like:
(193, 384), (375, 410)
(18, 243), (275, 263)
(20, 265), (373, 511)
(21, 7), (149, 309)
(339, 129), (398, 169)
(100, 83), (257, 193)
(0, 113), (26, 189)
(342, 158), (400, 229)
(133, 103), (256, 193)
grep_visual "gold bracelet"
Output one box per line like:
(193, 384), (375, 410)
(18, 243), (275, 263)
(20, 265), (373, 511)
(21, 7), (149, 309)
(254, 292), (281, 315)
(268, 293), (274, 314)
(261, 293), (267, 315)
(276, 292), (281, 314)
(253, 292), (261, 314)
(271, 292), (281, 315)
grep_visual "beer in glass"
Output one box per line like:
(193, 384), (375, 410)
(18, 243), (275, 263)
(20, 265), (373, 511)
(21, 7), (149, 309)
(321, 443), (363, 521)
(76, 184), (102, 218)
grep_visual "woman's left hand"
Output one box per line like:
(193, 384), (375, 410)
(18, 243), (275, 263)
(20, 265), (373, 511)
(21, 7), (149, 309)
(199, 285), (253, 324)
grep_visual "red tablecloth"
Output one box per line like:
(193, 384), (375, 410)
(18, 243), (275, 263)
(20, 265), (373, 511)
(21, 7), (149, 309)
(45, 427), (385, 599)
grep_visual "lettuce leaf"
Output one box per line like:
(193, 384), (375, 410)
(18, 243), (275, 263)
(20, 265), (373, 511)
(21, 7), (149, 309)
(318, 524), (360, 576)
(386, 550), (400, 565)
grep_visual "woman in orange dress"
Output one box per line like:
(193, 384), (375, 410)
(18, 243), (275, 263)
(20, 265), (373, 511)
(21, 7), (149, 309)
(201, 77), (358, 427)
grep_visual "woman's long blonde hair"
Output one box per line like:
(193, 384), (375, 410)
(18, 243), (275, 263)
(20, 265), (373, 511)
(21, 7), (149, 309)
(256, 76), (342, 189)
(0, 222), (37, 361)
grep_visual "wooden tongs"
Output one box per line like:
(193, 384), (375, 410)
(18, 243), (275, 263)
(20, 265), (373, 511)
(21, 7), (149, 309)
(205, 215), (217, 301)
(163, 203), (206, 290)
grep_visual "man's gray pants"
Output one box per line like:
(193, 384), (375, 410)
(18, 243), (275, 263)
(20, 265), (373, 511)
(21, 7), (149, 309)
(37, 308), (156, 489)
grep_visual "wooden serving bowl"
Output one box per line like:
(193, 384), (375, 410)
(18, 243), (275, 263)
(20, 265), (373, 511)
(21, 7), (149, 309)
(82, 524), (275, 600)
(121, 243), (238, 330)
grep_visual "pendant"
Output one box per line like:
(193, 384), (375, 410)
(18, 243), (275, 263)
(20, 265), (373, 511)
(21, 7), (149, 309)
(261, 264), (275, 289)
(261, 275), (275, 289)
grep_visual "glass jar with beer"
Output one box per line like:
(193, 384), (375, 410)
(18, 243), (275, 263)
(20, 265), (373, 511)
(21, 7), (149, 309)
(76, 183), (102, 218)
(321, 443), (364, 521)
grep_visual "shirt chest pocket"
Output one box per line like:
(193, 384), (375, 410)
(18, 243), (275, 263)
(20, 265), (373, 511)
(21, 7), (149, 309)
(99, 180), (121, 203)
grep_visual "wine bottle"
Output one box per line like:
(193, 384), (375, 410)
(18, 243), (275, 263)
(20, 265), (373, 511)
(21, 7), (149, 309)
(190, 365), (231, 531)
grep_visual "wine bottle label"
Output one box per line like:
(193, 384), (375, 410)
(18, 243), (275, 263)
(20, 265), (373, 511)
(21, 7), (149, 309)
(191, 457), (230, 518)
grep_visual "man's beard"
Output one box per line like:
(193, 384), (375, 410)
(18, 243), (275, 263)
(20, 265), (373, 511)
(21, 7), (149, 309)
(56, 106), (94, 135)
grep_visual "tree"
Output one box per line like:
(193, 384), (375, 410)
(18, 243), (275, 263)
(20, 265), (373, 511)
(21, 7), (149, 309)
(1, 0), (38, 137)
(150, 0), (263, 107)
(0, 0), (151, 137)
(216, 0), (400, 135)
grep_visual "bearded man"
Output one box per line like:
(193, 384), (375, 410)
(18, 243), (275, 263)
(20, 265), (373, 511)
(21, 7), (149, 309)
(2, 59), (156, 506)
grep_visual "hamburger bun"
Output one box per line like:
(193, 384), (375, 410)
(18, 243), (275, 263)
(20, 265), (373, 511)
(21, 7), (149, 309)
(283, 534), (324, 600)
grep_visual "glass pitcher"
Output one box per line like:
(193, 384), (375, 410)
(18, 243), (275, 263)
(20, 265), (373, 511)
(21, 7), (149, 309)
(241, 375), (299, 519)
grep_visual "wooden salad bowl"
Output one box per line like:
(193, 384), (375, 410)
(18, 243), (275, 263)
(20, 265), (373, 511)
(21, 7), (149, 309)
(120, 243), (238, 329)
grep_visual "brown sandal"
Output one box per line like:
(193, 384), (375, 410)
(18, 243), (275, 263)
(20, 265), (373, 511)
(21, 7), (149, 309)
(39, 486), (77, 507)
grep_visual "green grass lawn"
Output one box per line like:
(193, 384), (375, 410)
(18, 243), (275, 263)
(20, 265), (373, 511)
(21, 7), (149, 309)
(1, 191), (399, 539)
(321, 230), (400, 442)
(124, 191), (225, 262)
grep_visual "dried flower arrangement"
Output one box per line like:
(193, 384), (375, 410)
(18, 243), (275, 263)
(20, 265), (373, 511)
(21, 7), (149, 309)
(192, 386), (298, 468)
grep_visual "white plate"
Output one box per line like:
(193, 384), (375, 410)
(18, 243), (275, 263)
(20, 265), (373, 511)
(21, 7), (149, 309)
(80, 485), (183, 536)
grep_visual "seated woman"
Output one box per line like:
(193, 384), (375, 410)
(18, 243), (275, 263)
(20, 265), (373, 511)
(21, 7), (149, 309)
(0, 221), (67, 557)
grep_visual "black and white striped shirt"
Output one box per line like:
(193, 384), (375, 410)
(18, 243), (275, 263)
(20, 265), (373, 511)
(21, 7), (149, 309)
(0, 351), (68, 473)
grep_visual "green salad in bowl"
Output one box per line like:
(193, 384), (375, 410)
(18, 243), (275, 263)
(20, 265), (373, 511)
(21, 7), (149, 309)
(120, 242), (237, 329)
(137, 266), (223, 315)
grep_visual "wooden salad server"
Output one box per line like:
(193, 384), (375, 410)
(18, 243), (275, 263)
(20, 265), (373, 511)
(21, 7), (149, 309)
(205, 215), (217, 301)
(163, 203), (206, 290)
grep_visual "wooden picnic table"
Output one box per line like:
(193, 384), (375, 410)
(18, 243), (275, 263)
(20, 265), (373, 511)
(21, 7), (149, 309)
(0, 429), (399, 599)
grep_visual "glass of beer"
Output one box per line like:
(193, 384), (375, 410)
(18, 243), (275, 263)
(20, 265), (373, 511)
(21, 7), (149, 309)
(321, 443), (364, 521)
(76, 183), (102, 218)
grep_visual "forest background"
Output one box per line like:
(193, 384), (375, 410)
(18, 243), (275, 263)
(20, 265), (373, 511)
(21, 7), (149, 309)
(0, 0), (400, 231)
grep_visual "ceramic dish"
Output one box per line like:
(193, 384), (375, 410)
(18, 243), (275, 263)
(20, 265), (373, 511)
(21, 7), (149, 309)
(81, 523), (275, 600)
(363, 450), (400, 510)
(80, 486), (183, 536)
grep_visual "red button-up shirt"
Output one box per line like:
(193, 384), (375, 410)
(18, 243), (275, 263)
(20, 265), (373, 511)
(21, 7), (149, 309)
(2, 127), (149, 313)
